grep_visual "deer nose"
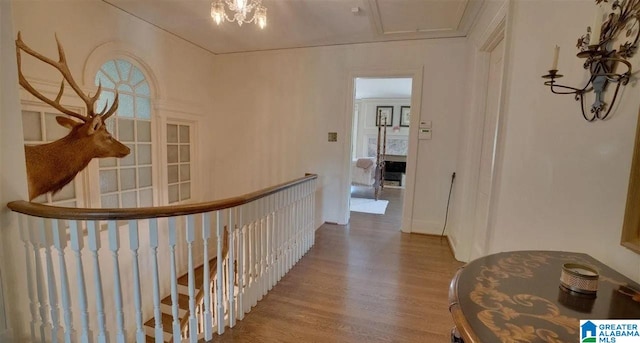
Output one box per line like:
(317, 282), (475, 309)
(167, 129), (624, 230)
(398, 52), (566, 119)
(119, 145), (131, 157)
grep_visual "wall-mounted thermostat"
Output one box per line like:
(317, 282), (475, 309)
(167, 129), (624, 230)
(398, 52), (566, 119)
(418, 128), (432, 140)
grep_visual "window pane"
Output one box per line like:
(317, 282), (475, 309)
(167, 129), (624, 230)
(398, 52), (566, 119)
(137, 121), (151, 142)
(100, 157), (117, 167)
(45, 112), (71, 141)
(180, 182), (191, 201)
(102, 60), (119, 82)
(168, 184), (179, 204)
(167, 124), (178, 143)
(52, 182), (75, 201)
(136, 98), (151, 119)
(96, 91), (116, 116)
(120, 144), (136, 166)
(179, 145), (190, 162)
(118, 118), (135, 142)
(22, 110), (42, 141)
(95, 70), (116, 89)
(117, 93), (134, 118)
(139, 166), (152, 188)
(116, 59), (132, 81)
(101, 194), (119, 208)
(135, 81), (150, 96)
(120, 168), (136, 190)
(138, 144), (152, 165)
(117, 83), (133, 93)
(168, 165), (179, 184)
(180, 164), (190, 182)
(167, 145), (178, 163)
(140, 188), (153, 207)
(100, 170), (118, 193)
(121, 191), (137, 207)
(179, 125), (190, 143)
(130, 67), (145, 86)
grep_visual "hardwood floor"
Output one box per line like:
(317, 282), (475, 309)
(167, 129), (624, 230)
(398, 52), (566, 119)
(212, 186), (463, 342)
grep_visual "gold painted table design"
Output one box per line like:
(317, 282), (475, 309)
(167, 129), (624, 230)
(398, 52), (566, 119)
(449, 251), (640, 343)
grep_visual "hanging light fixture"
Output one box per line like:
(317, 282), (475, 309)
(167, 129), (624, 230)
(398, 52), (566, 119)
(211, 0), (267, 29)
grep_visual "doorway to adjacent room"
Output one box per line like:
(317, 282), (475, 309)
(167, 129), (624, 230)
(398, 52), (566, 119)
(348, 77), (412, 225)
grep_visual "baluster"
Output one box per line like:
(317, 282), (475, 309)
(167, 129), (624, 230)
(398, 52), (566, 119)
(38, 219), (60, 343)
(30, 217), (49, 342)
(215, 211), (225, 334)
(202, 212), (213, 341)
(236, 207), (245, 320)
(128, 220), (145, 343)
(276, 192), (283, 283)
(270, 195), (278, 288)
(260, 199), (268, 297)
(185, 215), (198, 343)
(290, 188), (296, 270)
(19, 215), (38, 342)
(296, 186), (302, 261)
(51, 219), (74, 343)
(243, 206), (252, 315)
(107, 220), (126, 343)
(87, 221), (107, 343)
(268, 195), (276, 290)
(252, 202), (259, 307)
(69, 220), (92, 343)
(148, 218), (164, 342)
(227, 209), (236, 327)
(168, 217), (181, 343)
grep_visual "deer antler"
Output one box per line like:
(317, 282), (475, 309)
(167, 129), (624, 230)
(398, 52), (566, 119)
(15, 32), (118, 121)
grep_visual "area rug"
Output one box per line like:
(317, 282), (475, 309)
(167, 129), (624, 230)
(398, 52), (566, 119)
(350, 197), (389, 215)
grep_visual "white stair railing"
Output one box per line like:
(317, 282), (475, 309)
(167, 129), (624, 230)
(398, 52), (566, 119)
(7, 174), (317, 343)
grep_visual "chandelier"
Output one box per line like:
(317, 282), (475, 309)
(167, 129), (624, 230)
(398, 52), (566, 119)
(211, 0), (267, 29)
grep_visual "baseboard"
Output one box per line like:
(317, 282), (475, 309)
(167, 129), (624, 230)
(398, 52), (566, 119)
(409, 219), (444, 235)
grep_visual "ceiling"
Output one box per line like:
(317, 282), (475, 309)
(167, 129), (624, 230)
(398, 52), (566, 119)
(103, 0), (484, 55)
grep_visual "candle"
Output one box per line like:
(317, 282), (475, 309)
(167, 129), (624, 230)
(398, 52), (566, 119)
(551, 45), (560, 70)
(591, 5), (603, 45)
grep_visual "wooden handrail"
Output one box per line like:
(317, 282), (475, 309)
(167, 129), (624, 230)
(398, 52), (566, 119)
(7, 174), (317, 220)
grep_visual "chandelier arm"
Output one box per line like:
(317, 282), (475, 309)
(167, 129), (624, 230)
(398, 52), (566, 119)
(579, 93), (598, 122)
(596, 81), (624, 120)
(545, 80), (591, 95)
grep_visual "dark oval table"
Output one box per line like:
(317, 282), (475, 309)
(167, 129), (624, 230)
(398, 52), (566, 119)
(448, 251), (640, 343)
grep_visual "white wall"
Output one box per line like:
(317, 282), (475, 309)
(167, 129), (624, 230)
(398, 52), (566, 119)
(208, 39), (467, 231)
(451, 0), (640, 283)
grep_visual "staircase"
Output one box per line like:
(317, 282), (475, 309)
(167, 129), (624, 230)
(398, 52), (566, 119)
(144, 229), (229, 342)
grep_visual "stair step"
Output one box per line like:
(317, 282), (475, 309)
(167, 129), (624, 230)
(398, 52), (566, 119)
(177, 258), (218, 288)
(161, 293), (190, 311)
(144, 312), (175, 333)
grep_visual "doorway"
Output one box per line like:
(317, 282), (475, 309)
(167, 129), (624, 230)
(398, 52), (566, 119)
(348, 77), (412, 225)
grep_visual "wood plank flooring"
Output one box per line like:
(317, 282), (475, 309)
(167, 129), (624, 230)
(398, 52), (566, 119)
(211, 186), (463, 342)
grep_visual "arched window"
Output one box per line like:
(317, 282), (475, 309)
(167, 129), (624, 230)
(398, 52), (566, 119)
(95, 59), (153, 207)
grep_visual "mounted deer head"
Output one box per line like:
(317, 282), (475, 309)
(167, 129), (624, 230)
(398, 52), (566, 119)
(16, 32), (130, 201)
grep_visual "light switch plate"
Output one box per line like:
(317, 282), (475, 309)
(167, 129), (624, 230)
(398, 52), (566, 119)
(419, 120), (432, 129)
(418, 128), (432, 140)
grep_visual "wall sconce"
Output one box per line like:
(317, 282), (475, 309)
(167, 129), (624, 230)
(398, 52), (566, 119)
(542, 0), (638, 122)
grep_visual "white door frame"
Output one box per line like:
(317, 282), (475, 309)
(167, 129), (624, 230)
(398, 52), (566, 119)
(340, 68), (424, 232)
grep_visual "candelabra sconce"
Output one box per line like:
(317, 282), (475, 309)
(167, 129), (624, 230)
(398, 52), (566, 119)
(542, 0), (639, 122)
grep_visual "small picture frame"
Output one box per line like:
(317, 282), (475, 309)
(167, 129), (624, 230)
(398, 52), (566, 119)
(376, 106), (393, 127)
(400, 106), (411, 127)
